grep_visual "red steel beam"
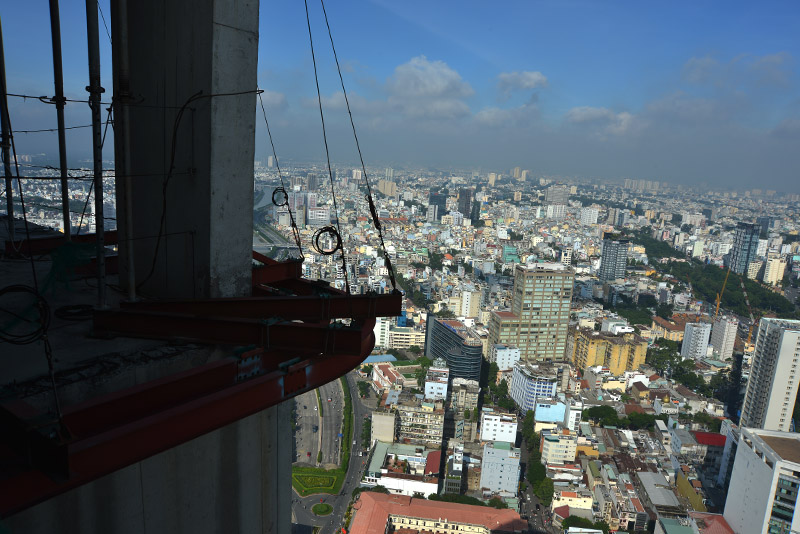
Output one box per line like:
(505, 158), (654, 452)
(0, 318), (376, 518)
(118, 292), (402, 321)
(92, 309), (368, 350)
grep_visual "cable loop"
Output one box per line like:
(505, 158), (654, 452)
(312, 226), (342, 256)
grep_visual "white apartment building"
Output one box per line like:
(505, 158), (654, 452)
(460, 290), (482, 318)
(480, 408), (518, 443)
(490, 343), (521, 371)
(580, 207), (599, 226)
(479, 441), (520, 495)
(374, 317), (391, 348)
(711, 315), (738, 361)
(564, 398), (583, 432)
(724, 428), (800, 534)
(424, 358), (450, 401)
(681, 322), (711, 360)
(541, 428), (577, 465)
(740, 318), (800, 432)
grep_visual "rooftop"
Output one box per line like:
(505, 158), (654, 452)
(349, 493), (527, 534)
(760, 433), (800, 464)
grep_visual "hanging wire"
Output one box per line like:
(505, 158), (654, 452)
(1, 91), (66, 434)
(257, 91), (304, 260)
(318, 0), (397, 292)
(76, 106), (114, 235)
(303, 0), (350, 295)
(97, 0), (112, 44)
(137, 89), (264, 290)
(16, 124), (94, 134)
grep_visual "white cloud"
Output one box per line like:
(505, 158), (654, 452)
(497, 71), (548, 99)
(260, 89), (288, 111)
(565, 106), (634, 135)
(385, 56), (474, 119)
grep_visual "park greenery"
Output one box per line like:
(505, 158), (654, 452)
(484, 362), (516, 412)
(291, 377), (355, 496)
(660, 260), (798, 319)
(646, 338), (738, 408)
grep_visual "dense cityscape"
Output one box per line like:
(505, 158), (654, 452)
(3, 2), (800, 534)
(10, 158), (800, 534)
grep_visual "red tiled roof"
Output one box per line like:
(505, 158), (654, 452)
(624, 404), (645, 415)
(350, 493), (527, 534)
(424, 450), (442, 475)
(552, 505), (570, 520)
(494, 311), (517, 318)
(688, 512), (735, 534)
(692, 431), (726, 448)
(631, 382), (648, 392)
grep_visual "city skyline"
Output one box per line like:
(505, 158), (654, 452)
(3, 1), (800, 192)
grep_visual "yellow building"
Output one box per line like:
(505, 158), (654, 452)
(569, 327), (647, 376)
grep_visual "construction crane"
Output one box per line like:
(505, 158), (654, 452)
(715, 266), (732, 320)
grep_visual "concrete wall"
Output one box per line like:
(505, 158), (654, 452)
(117, 0), (258, 299)
(5, 403), (291, 534)
(723, 433), (774, 534)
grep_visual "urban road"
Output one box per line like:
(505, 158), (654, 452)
(292, 371), (373, 534)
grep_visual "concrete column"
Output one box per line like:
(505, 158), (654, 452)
(116, 0), (258, 299)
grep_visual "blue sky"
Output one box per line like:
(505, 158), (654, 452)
(4, 0), (800, 191)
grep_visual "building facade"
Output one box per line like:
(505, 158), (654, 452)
(488, 263), (574, 362)
(724, 428), (800, 534)
(396, 400), (445, 447)
(729, 222), (759, 275)
(711, 315), (738, 361)
(480, 409), (518, 443)
(424, 358), (450, 401)
(740, 318), (800, 432)
(598, 238), (629, 281)
(509, 362), (559, 413)
(490, 343), (521, 371)
(541, 428), (577, 465)
(426, 318), (483, 381)
(681, 322), (712, 360)
(569, 327), (647, 376)
(479, 442), (521, 495)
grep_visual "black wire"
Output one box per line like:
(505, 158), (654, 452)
(137, 89), (264, 290)
(304, 0), (350, 295)
(257, 91), (304, 260)
(76, 107), (113, 235)
(8, 92), (184, 110)
(318, 0), (397, 292)
(0, 285), (51, 345)
(16, 124), (95, 134)
(97, 0), (112, 44)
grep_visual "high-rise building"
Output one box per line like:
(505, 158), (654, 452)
(545, 184), (569, 205)
(488, 172), (497, 186)
(681, 322), (711, 360)
(460, 290), (482, 318)
(711, 315), (738, 361)
(488, 263), (574, 362)
(457, 188), (473, 218)
(378, 179), (397, 197)
(385, 167), (394, 180)
(598, 238), (629, 281)
(480, 408), (518, 443)
(425, 318), (483, 381)
(559, 248), (572, 266)
(267, 155), (274, 168)
(723, 428), (800, 534)
(429, 192), (447, 217)
(512, 166), (521, 179)
(352, 169), (363, 181)
(579, 207), (599, 225)
(729, 222), (760, 275)
(763, 256), (787, 286)
(740, 318), (800, 432)
(756, 215), (774, 236)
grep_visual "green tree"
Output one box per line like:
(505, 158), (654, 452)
(487, 497), (508, 509)
(527, 461), (546, 484)
(437, 308), (457, 319)
(533, 478), (554, 505)
(408, 345), (422, 355)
